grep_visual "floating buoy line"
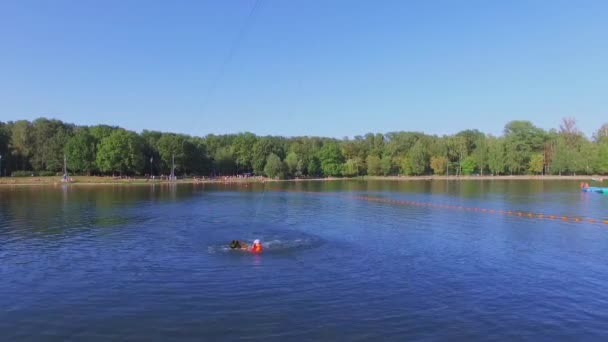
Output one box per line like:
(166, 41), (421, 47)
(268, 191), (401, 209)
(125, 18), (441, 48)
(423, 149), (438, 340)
(271, 189), (608, 226)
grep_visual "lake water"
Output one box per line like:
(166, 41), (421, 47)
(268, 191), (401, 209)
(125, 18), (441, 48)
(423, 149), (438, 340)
(1, 180), (608, 341)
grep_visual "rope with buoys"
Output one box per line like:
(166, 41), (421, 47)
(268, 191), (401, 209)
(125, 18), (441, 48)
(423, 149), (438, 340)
(272, 188), (608, 226)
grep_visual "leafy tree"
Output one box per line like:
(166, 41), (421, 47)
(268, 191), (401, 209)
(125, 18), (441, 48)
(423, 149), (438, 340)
(384, 132), (422, 158)
(455, 129), (485, 155)
(471, 135), (488, 175)
(319, 142), (344, 176)
(342, 158), (360, 177)
(380, 155), (393, 175)
(399, 156), (413, 175)
(408, 140), (428, 175)
(157, 134), (183, 174)
(528, 154), (544, 175)
(594, 123), (608, 144)
(596, 142), (608, 174)
(364, 133), (385, 158)
(252, 137), (284, 175)
(264, 153), (285, 179)
(430, 156), (448, 175)
(307, 156), (321, 177)
(29, 118), (74, 172)
(550, 136), (585, 175)
(214, 146), (236, 175)
(96, 129), (144, 175)
(284, 151), (299, 177)
(461, 156), (477, 175)
(10, 120), (33, 170)
(90, 125), (118, 143)
(141, 130), (163, 175)
(232, 132), (257, 172)
(578, 139), (595, 175)
(487, 137), (505, 175)
(4, 116), (607, 178)
(503, 121), (546, 174)
(65, 128), (96, 174)
(366, 155), (382, 176)
(0, 122), (10, 175)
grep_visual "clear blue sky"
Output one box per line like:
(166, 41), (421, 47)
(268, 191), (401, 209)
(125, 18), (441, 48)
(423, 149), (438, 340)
(1, 0), (606, 138)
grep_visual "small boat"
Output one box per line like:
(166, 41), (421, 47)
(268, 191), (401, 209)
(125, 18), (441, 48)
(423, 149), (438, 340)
(581, 186), (608, 194)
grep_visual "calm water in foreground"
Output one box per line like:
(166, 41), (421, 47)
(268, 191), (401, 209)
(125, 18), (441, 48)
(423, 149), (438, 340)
(1, 180), (608, 341)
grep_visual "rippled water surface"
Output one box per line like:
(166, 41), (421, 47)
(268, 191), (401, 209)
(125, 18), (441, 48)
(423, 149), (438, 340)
(1, 180), (608, 341)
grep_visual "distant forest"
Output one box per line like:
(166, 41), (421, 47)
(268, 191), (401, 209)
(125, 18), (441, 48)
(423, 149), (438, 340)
(0, 118), (607, 178)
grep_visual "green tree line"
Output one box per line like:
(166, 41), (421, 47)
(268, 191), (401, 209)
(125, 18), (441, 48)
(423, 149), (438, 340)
(0, 117), (607, 178)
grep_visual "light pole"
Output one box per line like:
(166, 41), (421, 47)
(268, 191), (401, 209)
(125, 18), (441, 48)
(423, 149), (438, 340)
(171, 153), (175, 181)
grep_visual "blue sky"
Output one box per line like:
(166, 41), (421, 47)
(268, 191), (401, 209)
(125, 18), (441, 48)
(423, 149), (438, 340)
(0, 0), (606, 138)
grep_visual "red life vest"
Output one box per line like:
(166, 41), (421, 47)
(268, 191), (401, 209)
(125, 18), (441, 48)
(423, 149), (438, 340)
(251, 243), (262, 253)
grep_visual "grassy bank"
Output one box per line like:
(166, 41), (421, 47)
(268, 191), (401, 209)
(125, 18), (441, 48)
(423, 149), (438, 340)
(0, 174), (603, 186)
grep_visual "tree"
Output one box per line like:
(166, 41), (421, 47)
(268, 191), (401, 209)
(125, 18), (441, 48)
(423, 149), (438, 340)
(141, 130), (162, 175)
(430, 156), (448, 175)
(96, 129), (144, 175)
(157, 134), (184, 174)
(252, 137), (284, 175)
(560, 117), (581, 147)
(503, 121), (546, 174)
(10, 120), (33, 170)
(65, 128), (96, 174)
(550, 135), (586, 175)
(594, 123), (608, 144)
(384, 132), (422, 158)
(284, 151), (299, 177)
(214, 146), (236, 175)
(319, 142), (344, 177)
(399, 156), (413, 175)
(461, 156), (477, 175)
(366, 155), (382, 176)
(380, 155), (393, 175)
(90, 125), (118, 143)
(471, 135), (488, 175)
(408, 140), (428, 175)
(30, 118), (73, 172)
(342, 158), (361, 177)
(455, 129), (485, 155)
(596, 142), (608, 174)
(0, 122), (10, 175)
(232, 132), (257, 172)
(528, 154), (544, 175)
(307, 156), (321, 177)
(264, 153), (285, 179)
(5, 116), (608, 179)
(487, 137), (505, 175)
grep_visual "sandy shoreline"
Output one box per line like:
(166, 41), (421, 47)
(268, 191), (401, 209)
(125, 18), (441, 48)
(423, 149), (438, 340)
(0, 174), (603, 186)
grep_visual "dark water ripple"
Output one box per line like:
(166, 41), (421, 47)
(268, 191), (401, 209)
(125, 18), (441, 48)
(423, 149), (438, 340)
(1, 180), (608, 341)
